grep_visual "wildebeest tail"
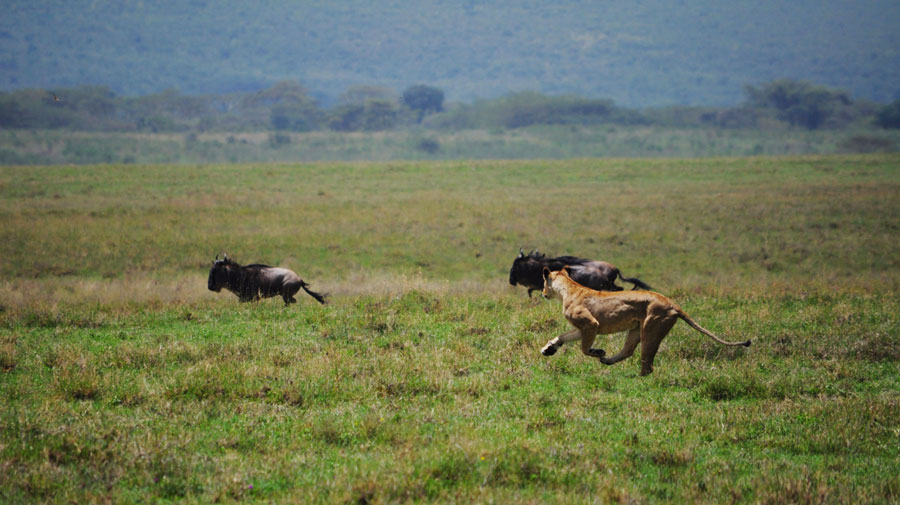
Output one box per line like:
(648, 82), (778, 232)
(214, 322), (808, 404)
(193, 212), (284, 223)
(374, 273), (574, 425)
(300, 282), (327, 305)
(617, 270), (652, 290)
(677, 311), (751, 347)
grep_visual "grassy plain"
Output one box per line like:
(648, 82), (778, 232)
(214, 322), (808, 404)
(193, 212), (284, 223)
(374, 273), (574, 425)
(1, 155), (899, 504)
(2, 126), (898, 165)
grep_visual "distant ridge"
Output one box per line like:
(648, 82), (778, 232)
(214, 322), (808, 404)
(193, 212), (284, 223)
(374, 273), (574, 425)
(1, 0), (898, 106)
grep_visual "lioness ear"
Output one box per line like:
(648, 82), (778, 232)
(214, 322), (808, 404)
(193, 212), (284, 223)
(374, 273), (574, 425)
(542, 266), (551, 280)
(561, 265), (571, 275)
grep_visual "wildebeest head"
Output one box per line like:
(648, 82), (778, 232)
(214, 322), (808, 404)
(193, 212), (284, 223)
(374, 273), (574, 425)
(207, 254), (233, 292)
(508, 249), (546, 290)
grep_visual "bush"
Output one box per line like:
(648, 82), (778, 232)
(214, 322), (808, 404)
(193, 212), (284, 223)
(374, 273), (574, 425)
(270, 103), (321, 131)
(876, 100), (900, 129)
(268, 133), (291, 147)
(328, 100), (407, 132)
(839, 135), (897, 153)
(416, 137), (440, 154)
(402, 85), (445, 123)
(744, 79), (854, 130)
(428, 92), (643, 130)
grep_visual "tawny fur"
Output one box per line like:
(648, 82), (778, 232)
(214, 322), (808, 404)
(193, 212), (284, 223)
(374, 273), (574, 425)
(540, 266), (749, 376)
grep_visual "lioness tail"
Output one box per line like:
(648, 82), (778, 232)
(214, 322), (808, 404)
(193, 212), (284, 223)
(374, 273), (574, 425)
(678, 312), (751, 347)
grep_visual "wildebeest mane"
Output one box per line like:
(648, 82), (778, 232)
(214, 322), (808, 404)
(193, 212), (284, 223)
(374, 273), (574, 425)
(211, 258), (265, 302)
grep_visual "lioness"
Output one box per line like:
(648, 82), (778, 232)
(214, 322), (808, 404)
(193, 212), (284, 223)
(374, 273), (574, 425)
(540, 266), (750, 375)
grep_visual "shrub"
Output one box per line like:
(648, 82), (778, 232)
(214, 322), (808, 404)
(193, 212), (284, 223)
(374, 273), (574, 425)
(875, 100), (900, 129)
(268, 133), (291, 147)
(416, 137), (440, 154)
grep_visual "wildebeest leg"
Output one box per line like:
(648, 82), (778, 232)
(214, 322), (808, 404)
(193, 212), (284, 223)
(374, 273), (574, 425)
(541, 329), (580, 356)
(600, 326), (641, 366)
(282, 282), (302, 306)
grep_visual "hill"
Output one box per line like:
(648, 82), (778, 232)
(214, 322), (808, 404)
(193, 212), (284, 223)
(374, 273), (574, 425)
(2, 0), (899, 107)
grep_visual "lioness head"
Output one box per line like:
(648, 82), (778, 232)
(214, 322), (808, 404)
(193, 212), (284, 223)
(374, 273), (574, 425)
(541, 266), (570, 299)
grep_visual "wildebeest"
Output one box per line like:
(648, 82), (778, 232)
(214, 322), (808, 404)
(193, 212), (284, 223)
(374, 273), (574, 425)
(508, 249), (651, 296)
(207, 254), (326, 305)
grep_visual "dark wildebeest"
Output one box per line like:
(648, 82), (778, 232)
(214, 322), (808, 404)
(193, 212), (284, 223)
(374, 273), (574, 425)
(207, 254), (326, 305)
(508, 249), (651, 297)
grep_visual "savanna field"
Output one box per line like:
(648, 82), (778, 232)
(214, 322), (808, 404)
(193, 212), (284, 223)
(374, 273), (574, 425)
(1, 155), (899, 504)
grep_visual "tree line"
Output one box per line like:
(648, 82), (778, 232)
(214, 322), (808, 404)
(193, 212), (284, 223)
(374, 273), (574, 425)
(1, 79), (897, 133)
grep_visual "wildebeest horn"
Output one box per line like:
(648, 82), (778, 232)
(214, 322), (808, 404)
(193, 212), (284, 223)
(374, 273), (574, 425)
(518, 248), (524, 258)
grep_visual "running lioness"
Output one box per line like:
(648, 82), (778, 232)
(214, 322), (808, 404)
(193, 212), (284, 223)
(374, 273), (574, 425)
(540, 266), (750, 375)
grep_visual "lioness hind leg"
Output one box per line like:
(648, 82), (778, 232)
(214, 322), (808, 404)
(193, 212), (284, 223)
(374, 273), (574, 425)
(639, 315), (678, 376)
(600, 326), (641, 366)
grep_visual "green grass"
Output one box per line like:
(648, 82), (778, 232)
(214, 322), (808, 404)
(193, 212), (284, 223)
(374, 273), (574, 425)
(1, 154), (899, 503)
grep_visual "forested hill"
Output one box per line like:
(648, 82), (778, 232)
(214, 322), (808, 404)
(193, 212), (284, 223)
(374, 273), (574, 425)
(2, 0), (898, 107)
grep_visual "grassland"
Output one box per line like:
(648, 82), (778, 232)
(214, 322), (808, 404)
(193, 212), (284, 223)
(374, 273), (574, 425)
(1, 155), (899, 504)
(2, 126), (898, 165)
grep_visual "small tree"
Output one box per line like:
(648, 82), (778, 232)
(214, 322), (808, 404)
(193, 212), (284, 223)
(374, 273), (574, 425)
(875, 100), (900, 129)
(402, 85), (444, 123)
(339, 85), (396, 106)
(0, 94), (27, 128)
(242, 80), (314, 108)
(361, 99), (402, 130)
(270, 103), (321, 131)
(328, 104), (365, 132)
(743, 79), (851, 130)
(416, 137), (440, 154)
(327, 99), (405, 132)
